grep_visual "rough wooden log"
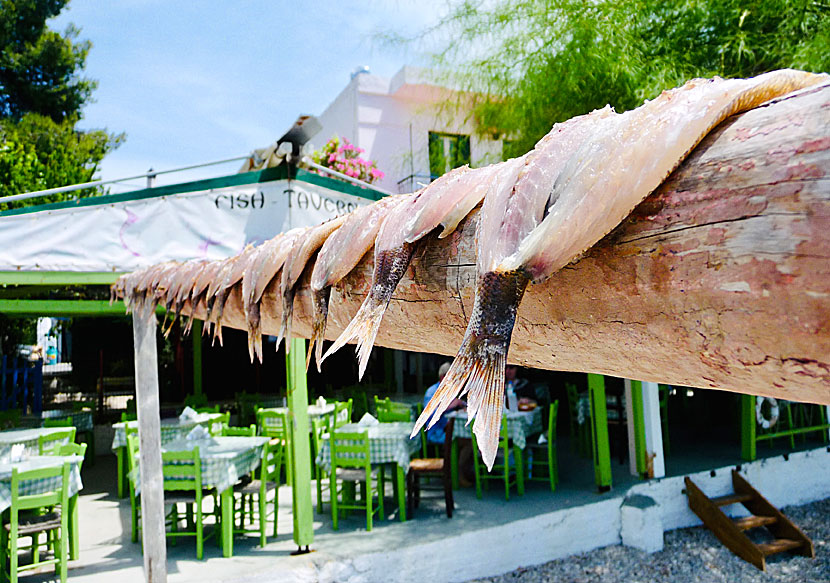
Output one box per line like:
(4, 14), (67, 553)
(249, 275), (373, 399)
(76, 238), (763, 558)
(188, 83), (830, 406)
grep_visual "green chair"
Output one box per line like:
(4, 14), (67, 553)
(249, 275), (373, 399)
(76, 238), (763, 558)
(1, 462), (71, 583)
(257, 409), (292, 485)
(162, 446), (211, 559)
(125, 433), (141, 543)
(43, 417), (72, 428)
(57, 442), (88, 470)
(38, 428), (76, 455)
(471, 417), (523, 500)
(333, 400), (352, 428)
(330, 430), (384, 531)
(209, 412), (231, 436)
(121, 411), (137, 423)
(525, 401), (559, 491)
(233, 438), (283, 547)
(311, 418), (331, 513)
(196, 405), (220, 414)
(374, 396), (412, 422)
(184, 393), (209, 410)
(221, 424), (256, 437)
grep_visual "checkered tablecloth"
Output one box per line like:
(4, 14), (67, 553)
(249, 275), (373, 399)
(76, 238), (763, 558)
(0, 427), (76, 457)
(111, 413), (223, 450)
(316, 422), (420, 473)
(447, 408), (543, 449)
(0, 455), (84, 513)
(132, 436), (268, 495)
(258, 404), (336, 430)
(37, 410), (94, 432)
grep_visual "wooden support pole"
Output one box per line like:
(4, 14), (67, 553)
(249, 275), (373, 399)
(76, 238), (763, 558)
(625, 379), (647, 477)
(741, 394), (757, 461)
(641, 381), (665, 479)
(160, 84), (830, 406)
(588, 374), (612, 491)
(191, 320), (202, 396)
(132, 301), (167, 583)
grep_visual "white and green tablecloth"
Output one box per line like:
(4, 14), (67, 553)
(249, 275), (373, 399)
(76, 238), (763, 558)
(0, 427), (76, 457)
(0, 454), (84, 513)
(447, 408), (543, 449)
(111, 413), (223, 450)
(132, 436), (268, 495)
(316, 421), (420, 472)
(20, 410), (94, 432)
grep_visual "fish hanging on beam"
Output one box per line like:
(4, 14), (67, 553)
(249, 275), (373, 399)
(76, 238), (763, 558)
(277, 215), (348, 352)
(307, 194), (406, 371)
(322, 162), (507, 378)
(413, 68), (829, 470)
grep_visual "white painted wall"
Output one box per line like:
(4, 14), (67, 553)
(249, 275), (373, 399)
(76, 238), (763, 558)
(315, 67), (503, 193)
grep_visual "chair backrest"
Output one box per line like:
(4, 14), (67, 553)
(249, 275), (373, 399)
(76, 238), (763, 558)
(184, 393), (209, 410)
(38, 427), (76, 455)
(261, 438), (284, 484)
(311, 417), (328, 458)
(121, 411), (137, 423)
(210, 412), (231, 436)
(257, 409), (287, 438)
(377, 407), (411, 422)
(162, 447), (202, 493)
(57, 441), (87, 458)
(11, 462), (70, 516)
(196, 405), (220, 414)
(330, 430), (370, 470)
(44, 416), (73, 428)
(373, 396), (390, 414)
(333, 400), (352, 428)
(548, 401), (559, 444)
(222, 424), (256, 437)
(126, 433), (139, 474)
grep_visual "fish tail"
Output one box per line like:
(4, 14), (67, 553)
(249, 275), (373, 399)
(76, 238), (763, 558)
(411, 270), (528, 470)
(322, 244), (414, 379)
(277, 286), (296, 354)
(246, 301), (262, 363)
(307, 288), (330, 372)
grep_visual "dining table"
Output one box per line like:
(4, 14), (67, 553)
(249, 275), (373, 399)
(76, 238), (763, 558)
(132, 435), (269, 558)
(20, 409), (94, 432)
(446, 408), (544, 492)
(257, 403), (337, 432)
(0, 454), (84, 560)
(112, 412), (224, 498)
(315, 421), (421, 522)
(0, 427), (78, 457)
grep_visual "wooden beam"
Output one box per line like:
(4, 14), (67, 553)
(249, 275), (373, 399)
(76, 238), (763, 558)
(179, 83), (830, 406)
(132, 301), (167, 582)
(0, 298), (161, 317)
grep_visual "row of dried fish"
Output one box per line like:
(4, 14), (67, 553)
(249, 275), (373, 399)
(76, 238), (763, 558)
(113, 69), (827, 468)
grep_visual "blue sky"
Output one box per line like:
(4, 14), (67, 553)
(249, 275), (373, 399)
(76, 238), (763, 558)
(52, 1), (444, 190)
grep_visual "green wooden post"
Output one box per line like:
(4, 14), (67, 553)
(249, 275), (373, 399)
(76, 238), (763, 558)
(192, 320), (203, 396)
(587, 374), (612, 491)
(286, 338), (314, 548)
(741, 394), (757, 461)
(629, 380), (648, 477)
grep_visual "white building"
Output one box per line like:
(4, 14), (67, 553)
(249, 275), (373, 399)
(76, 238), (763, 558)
(315, 66), (504, 193)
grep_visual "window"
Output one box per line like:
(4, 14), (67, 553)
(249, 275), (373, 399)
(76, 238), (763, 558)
(428, 132), (470, 179)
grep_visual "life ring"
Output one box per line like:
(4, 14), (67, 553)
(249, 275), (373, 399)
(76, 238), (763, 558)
(755, 396), (780, 429)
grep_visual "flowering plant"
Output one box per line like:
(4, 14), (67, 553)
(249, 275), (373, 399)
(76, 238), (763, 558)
(310, 136), (385, 185)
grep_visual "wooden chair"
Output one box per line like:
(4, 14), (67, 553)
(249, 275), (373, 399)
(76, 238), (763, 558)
(374, 396), (412, 422)
(57, 442), (88, 471)
(330, 430), (384, 531)
(209, 412), (230, 436)
(333, 400), (352, 428)
(162, 446), (211, 559)
(311, 417), (331, 514)
(407, 418), (454, 518)
(525, 401), (559, 491)
(38, 428), (76, 455)
(125, 433), (141, 543)
(257, 409), (292, 485)
(121, 411), (137, 423)
(233, 438), (283, 547)
(471, 417), (523, 500)
(2, 462), (71, 583)
(43, 417), (72, 428)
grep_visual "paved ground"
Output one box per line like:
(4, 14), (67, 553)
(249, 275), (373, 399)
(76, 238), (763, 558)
(469, 498), (830, 583)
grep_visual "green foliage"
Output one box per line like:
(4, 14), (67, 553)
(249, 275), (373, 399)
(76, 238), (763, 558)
(0, 0), (95, 122)
(0, 114), (123, 209)
(0, 1), (123, 208)
(415, 0), (830, 156)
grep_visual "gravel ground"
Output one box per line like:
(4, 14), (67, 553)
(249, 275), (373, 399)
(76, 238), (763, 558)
(468, 498), (830, 583)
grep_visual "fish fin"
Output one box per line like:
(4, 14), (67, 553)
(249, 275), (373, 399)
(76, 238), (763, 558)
(321, 294), (387, 380)
(278, 287), (296, 354)
(308, 288), (330, 373)
(412, 271), (527, 470)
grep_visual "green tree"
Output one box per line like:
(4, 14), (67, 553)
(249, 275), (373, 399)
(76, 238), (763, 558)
(411, 0), (830, 157)
(0, 0), (122, 208)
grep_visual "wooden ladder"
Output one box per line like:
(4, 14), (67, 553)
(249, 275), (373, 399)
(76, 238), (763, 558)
(685, 470), (814, 571)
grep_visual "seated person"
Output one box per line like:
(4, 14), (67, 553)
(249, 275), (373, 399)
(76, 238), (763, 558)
(423, 362), (465, 445)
